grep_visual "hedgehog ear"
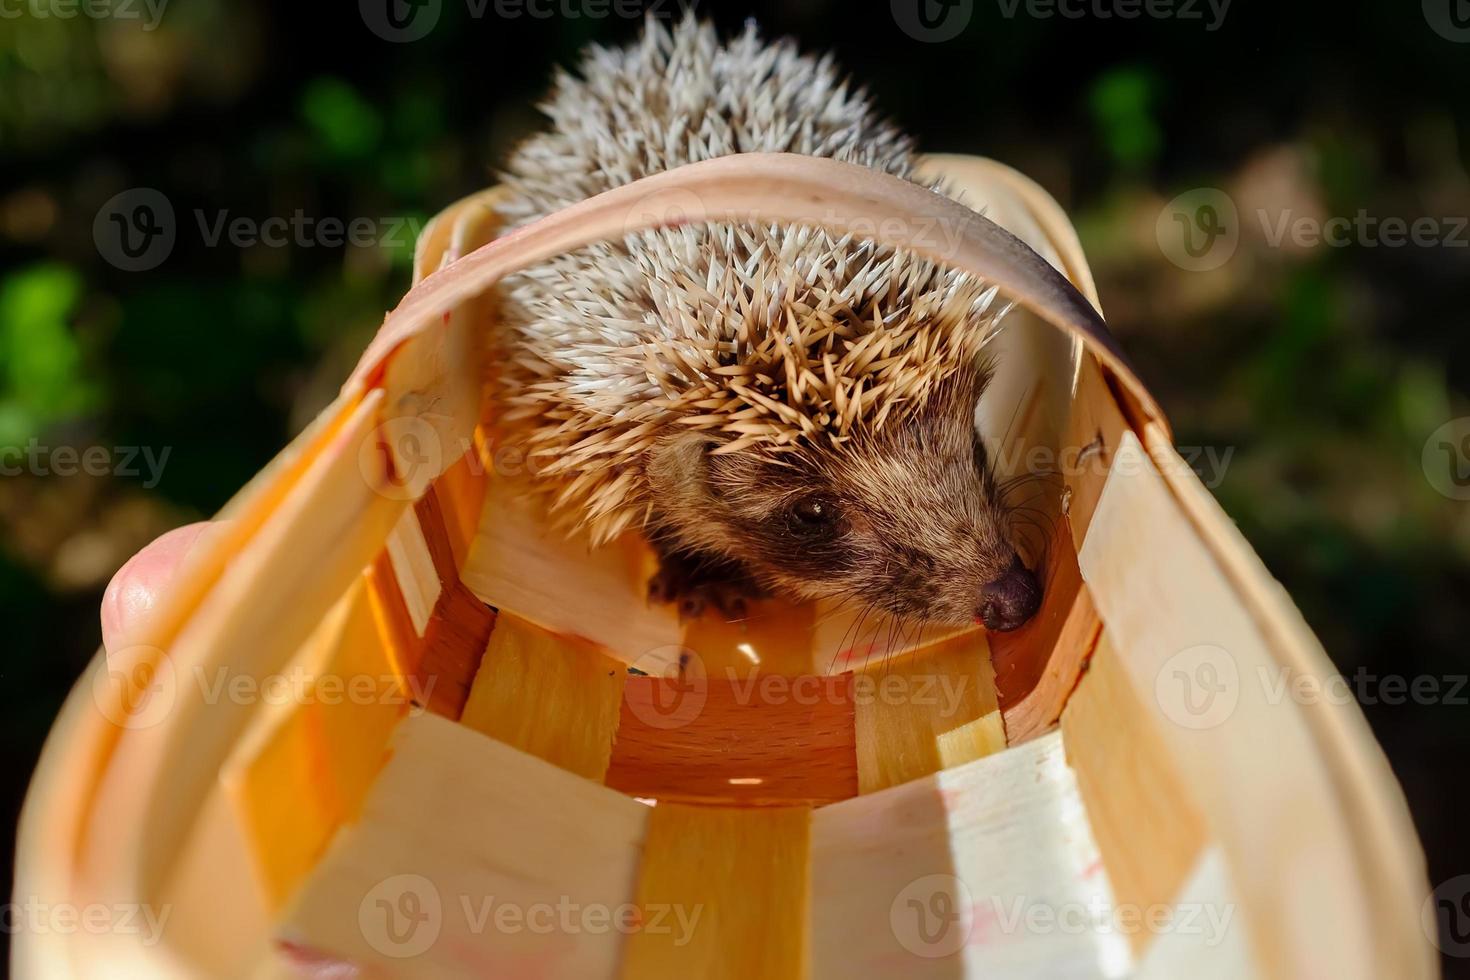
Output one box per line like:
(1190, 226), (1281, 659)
(647, 430), (769, 509)
(647, 432), (725, 509)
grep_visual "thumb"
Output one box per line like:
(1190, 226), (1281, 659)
(100, 521), (214, 656)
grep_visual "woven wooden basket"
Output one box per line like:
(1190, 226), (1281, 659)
(15, 153), (1436, 979)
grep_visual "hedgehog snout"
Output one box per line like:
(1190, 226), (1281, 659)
(975, 554), (1042, 632)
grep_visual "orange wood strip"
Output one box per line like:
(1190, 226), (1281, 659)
(417, 578), (497, 720)
(1060, 634), (1210, 956)
(621, 804), (810, 980)
(365, 547), (423, 680)
(605, 674), (856, 806)
(987, 516), (1100, 741)
(412, 486), (461, 584)
(225, 578), (407, 909)
(408, 484), (497, 719)
(432, 447), (489, 574)
(459, 612), (625, 779)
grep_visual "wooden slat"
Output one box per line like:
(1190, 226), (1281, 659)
(433, 446), (490, 573)
(1132, 847), (1256, 980)
(621, 804), (810, 980)
(412, 486), (496, 719)
(275, 713), (649, 979)
(417, 578), (497, 720)
(1139, 423), (1433, 980)
(221, 577), (408, 909)
(460, 612), (625, 781)
(77, 391), (410, 975)
(1064, 357), (1131, 552)
(1060, 633), (1209, 957)
(606, 674), (857, 806)
(989, 518), (1103, 743)
(812, 732), (1129, 978)
(385, 508), (440, 636)
(853, 629), (1001, 794)
(365, 547), (423, 680)
(1079, 431), (1393, 979)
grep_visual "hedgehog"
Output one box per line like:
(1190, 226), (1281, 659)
(491, 16), (1043, 632)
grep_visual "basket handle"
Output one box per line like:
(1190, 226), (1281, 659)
(348, 152), (1166, 434)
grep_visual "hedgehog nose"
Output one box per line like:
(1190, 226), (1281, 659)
(976, 557), (1042, 632)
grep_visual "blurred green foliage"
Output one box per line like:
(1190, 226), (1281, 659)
(0, 264), (97, 448)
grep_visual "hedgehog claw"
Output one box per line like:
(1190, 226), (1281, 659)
(646, 547), (763, 624)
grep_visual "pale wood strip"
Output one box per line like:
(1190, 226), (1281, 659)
(274, 713), (649, 978)
(459, 612), (625, 781)
(1078, 431), (1403, 979)
(385, 507), (440, 637)
(1060, 632), (1209, 957)
(935, 709), (1007, 767)
(77, 391), (409, 975)
(811, 732), (1129, 979)
(621, 804), (810, 980)
(1064, 358), (1131, 552)
(14, 392), (378, 979)
(853, 629), (1000, 794)
(1139, 423), (1433, 979)
(1131, 846), (1256, 980)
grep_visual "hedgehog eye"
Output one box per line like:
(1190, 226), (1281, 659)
(785, 495), (842, 538)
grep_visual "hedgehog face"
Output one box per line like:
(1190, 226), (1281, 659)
(647, 368), (1044, 631)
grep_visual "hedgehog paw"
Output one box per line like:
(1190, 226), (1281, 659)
(646, 555), (761, 623)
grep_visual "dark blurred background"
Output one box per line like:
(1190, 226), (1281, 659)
(1, 0), (1467, 972)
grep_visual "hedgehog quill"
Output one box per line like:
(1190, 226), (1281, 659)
(492, 18), (1043, 633)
